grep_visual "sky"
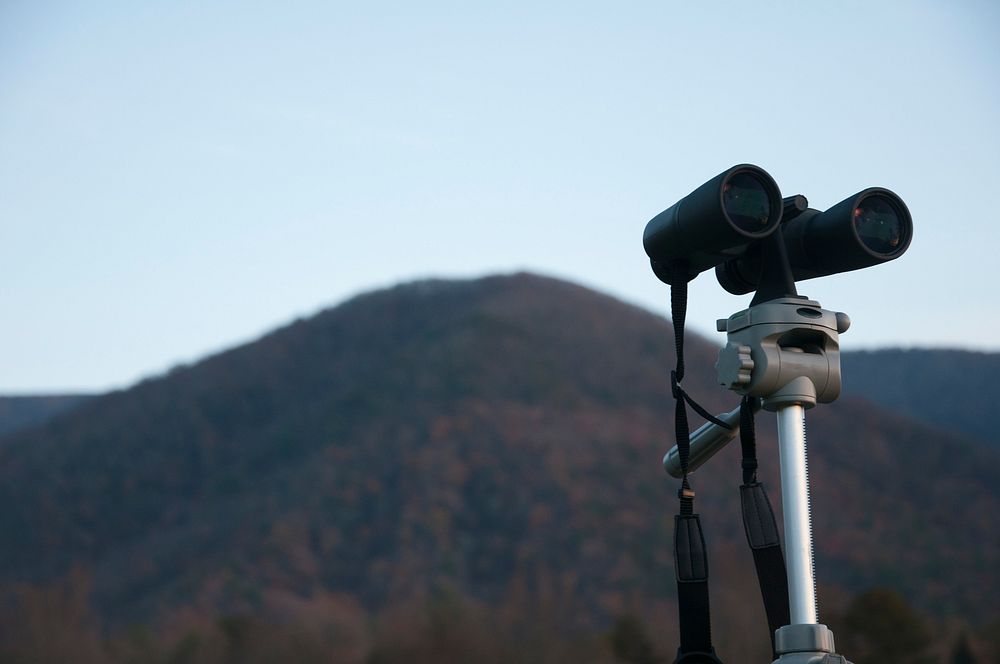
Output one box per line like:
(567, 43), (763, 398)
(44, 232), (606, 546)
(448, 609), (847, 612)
(1, 1), (999, 393)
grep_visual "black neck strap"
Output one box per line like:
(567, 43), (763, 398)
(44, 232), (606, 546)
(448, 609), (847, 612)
(661, 261), (724, 664)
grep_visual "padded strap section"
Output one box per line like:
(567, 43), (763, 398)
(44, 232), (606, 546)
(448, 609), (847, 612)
(741, 482), (781, 549)
(740, 483), (790, 658)
(674, 515), (717, 658)
(675, 514), (709, 582)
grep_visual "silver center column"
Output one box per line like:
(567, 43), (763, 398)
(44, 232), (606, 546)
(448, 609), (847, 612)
(776, 403), (818, 625)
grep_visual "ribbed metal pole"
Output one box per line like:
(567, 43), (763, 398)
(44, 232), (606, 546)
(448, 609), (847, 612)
(776, 404), (818, 624)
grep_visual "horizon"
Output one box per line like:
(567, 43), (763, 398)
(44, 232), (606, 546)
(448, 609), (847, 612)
(5, 270), (998, 396)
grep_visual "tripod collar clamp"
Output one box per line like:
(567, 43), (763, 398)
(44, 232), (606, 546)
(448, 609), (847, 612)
(774, 623), (837, 656)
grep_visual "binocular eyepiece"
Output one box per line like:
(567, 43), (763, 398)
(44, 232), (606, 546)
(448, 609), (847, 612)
(643, 164), (912, 293)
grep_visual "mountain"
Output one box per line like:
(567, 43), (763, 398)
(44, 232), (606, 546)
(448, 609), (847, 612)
(841, 349), (999, 448)
(0, 273), (996, 657)
(0, 395), (92, 437)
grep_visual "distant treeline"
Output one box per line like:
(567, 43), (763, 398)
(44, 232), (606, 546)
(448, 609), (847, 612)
(0, 571), (995, 664)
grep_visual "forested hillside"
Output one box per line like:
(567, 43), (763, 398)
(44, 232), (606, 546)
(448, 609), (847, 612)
(1, 274), (996, 663)
(0, 394), (91, 437)
(841, 349), (999, 448)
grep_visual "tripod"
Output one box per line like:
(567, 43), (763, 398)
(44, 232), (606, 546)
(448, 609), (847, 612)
(648, 175), (912, 664)
(715, 295), (853, 664)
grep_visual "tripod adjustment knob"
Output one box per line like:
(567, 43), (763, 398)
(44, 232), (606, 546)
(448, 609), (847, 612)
(716, 342), (754, 390)
(835, 311), (851, 333)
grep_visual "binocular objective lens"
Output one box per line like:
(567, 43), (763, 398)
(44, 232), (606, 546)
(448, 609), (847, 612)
(723, 172), (772, 233)
(853, 195), (902, 255)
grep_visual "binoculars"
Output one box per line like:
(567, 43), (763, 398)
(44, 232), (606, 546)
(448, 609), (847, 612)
(642, 164), (912, 292)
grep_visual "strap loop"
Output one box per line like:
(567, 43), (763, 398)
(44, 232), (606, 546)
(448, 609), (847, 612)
(671, 372), (733, 431)
(682, 390), (733, 431)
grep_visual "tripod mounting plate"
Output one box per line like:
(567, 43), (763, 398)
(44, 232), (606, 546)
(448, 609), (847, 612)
(716, 298), (849, 410)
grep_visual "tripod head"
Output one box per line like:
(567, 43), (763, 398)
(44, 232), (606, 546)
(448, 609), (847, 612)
(716, 296), (849, 410)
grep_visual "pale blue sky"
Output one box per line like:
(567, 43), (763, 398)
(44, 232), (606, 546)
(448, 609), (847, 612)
(2, 1), (999, 392)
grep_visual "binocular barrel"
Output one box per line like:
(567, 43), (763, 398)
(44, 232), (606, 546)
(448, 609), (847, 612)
(643, 164), (784, 280)
(717, 188), (913, 294)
